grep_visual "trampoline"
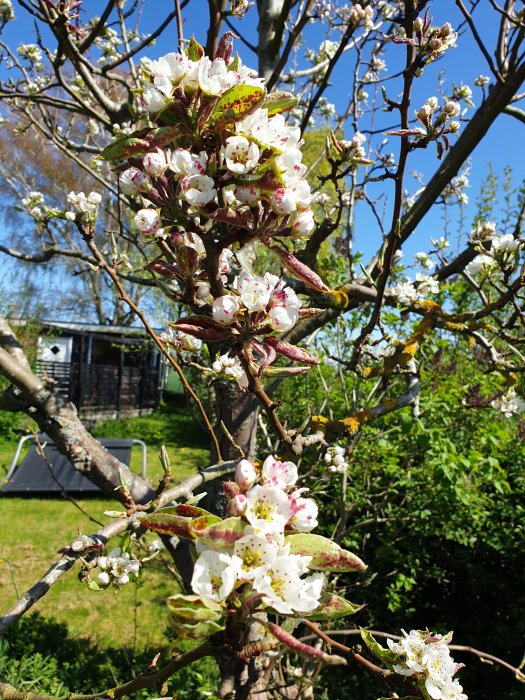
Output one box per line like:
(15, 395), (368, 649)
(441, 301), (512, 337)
(1, 434), (147, 496)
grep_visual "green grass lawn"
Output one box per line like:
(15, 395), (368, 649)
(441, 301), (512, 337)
(0, 398), (210, 649)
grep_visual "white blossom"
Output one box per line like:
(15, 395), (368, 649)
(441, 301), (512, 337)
(223, 136), (260, 174)
(253, 549), (323, 614)
(415, 273), (439, 296)
(465, 254), (497, 278)
(143, 148), (169, 177)
(231, 532), (279, 580)
(181, 174), (217, 206)
(134, 208), (162, 236)
(235, 459), (258, 490)
(245, 484), (294, 536)
(198, 57), (235, 95)
(191, 550), (236, 602)
(260, 455), (298, 490)
(212, 295), (241, 324)
(391, 280), (419, 306)
(491, 388), (525, 417)
(414, 252), (435, 270)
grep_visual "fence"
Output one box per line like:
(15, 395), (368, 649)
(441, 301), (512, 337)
(35, 360), (161, 413)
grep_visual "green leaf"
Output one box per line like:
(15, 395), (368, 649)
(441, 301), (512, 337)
(99, 126), (182, 161)
(87, 580), (103, 591)
(99, 130), (151, 161)
(262, 90), (299, 116)
(170, 618), (225, 640)
(186, 35), (204, 61)
(212, 84), (266, 123)
(304, 592), (364, 621)
(285, 534), (367, 572)
(167, 594), (223, 622)
(262, 366), (311, 377)
(190, 516), (245, 549)
(360, 629), (398, 663)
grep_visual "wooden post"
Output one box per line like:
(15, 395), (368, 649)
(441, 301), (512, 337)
(116, 345), (124, 418)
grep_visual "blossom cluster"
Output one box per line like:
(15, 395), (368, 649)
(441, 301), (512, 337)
(490, 388), (525, 418)
(415, 96), (461, 137)
(387, 630), (467, 700)
(66, 191), (102, 224)
(17, 43), (42, 65)
(191, 455), (323, 615)
(413, 18), (458, 63)
(114, 42), (315, 248)
(161, 328), (202, 353)
(390, 274), (439, 306)
(21, 191), (46, 221)
(0, 0), (14, 22)
(323, 445), (348, 474)
(93, 547), (141, 588)
(465, 232), (522, 278)
(213, 271), (302, 334)
(211, 353), (248, 388)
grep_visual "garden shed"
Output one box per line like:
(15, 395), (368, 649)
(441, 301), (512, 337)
(35, 320), (167, 423)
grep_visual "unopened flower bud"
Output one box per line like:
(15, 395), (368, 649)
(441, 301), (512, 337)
(119, 167), (151, 195)
(212, 295), (241, 325)
(443, 101), (460, 117)
(235, 459), (258, 490)
(134, 208), (162, 235)
(228, 493), (248, 516)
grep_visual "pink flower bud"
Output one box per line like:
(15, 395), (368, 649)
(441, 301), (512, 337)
(119, 167), (151, 196)
(223, 480), (241, 498)
(235, 459), (258, 490)
(271, 187), (296, 215)
(143, 148), (168, 177)
(212, 295), (241, 325)
(134, 208), (162, 235)
(228, 493), (248, 516)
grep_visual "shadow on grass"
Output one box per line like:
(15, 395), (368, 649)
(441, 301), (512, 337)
(1, 612), (217, 699)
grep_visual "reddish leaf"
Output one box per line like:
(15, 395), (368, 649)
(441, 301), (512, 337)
(138, 513), (195, 539)
(210, 207), (253, 228)
(285, 533), (367, 572)
(271, 246), (330, 293)
(171, 316), (233, 342)
(186, 35), (204, 61)
(190, 516), (245, 549)
(298, 308), (324, 319)
(265, 337), (320, 365)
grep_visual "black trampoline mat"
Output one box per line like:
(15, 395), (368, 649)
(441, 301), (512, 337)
(1, 437), (134, 496)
